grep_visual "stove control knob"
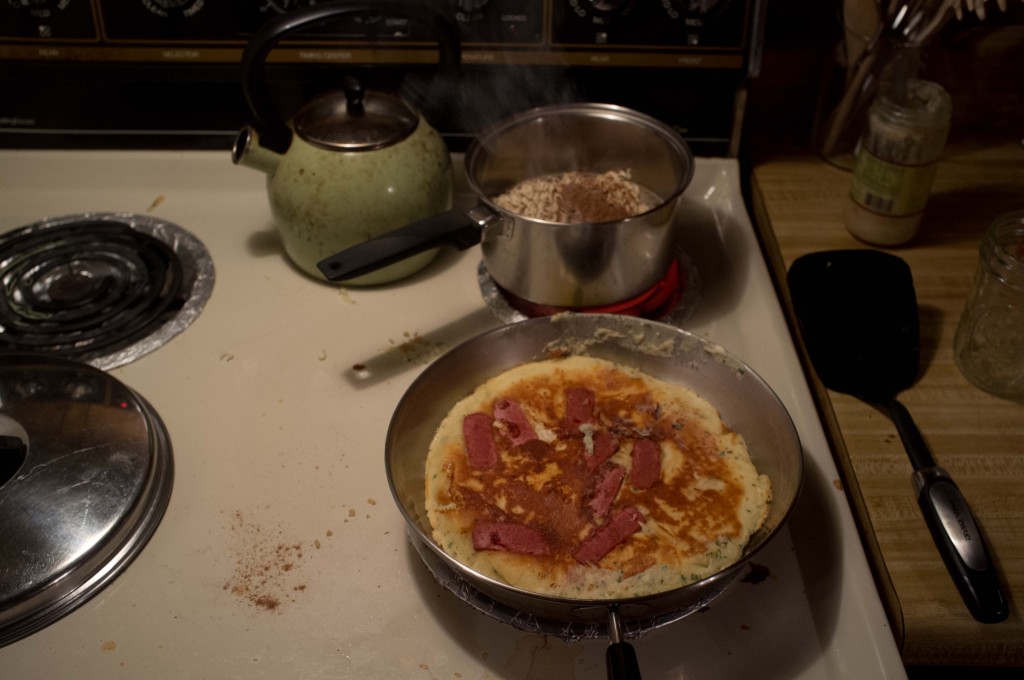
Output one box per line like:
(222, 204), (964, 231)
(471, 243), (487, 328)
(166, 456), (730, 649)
(140, 0), (205, 18)
(6, 0), (72, 18)
(587, 0), (630, 10)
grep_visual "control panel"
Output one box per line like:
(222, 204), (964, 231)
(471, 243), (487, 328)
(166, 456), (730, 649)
(0, 1), (763, 152)
(1, 0), (754, 67)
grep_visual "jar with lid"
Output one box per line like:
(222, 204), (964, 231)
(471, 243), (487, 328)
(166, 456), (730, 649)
(953, 211), (1024, 402)
(844, 79), (952, 246)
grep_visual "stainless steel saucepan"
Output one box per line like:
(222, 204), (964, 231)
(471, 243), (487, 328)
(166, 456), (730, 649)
(317, 104), (695, 308)
(385, 314), (803, 679)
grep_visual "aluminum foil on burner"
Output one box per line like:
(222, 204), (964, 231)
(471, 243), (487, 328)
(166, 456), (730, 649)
(0, 212), (214, 370)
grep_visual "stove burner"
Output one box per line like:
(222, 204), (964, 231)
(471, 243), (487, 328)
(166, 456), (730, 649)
(0, 213), (214, 369)
(479, 254), (701, 326)
(504, 259), (685, 319)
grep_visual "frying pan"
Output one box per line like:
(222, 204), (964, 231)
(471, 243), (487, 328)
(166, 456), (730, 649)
(787, 249), (1008, 623)
(385, 314), (803, 678)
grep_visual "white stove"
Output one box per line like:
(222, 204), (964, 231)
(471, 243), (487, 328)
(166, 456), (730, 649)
(0, 149), (906, 679)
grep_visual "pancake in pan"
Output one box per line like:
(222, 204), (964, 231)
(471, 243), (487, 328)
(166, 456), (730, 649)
(424, 355), (771, 599)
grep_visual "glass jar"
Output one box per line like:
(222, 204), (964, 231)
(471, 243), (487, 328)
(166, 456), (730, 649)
(844, 79), (952, 246)
(953, 211), (1024, 402)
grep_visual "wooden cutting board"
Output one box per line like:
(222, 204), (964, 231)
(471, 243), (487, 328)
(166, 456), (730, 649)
(749, 142), (1024, 667)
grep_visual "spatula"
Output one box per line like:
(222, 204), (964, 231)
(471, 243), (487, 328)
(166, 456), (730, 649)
(787, 249), (1008, 623)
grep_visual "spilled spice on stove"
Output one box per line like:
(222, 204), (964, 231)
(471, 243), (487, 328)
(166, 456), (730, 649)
(385, 331), (445, 366)
(225, 510), (311, 612)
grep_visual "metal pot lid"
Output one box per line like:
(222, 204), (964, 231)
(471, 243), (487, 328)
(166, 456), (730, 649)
(0, 353), (173, 647)
(293, 78), (418, 151)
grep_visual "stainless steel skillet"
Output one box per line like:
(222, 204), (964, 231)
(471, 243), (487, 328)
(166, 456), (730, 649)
(385, 314), (803, 678)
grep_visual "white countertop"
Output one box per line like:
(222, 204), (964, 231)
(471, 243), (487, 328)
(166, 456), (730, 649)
(0, 149), (906, 679)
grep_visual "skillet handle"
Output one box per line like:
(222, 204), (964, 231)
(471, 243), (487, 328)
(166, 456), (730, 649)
(316, 209), (482, 281)
(605, 607), (642, 680)
(606, 641), (642, 680)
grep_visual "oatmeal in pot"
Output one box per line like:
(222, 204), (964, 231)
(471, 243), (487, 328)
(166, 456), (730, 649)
(493, 170), (654, 224)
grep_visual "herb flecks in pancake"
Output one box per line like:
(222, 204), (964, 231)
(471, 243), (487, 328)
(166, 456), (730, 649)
(425, 356), (771, 599)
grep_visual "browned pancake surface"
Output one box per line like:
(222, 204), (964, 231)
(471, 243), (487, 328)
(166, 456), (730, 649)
(425, 356), (770, 599)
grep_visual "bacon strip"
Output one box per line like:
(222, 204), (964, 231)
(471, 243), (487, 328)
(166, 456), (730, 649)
(493, 398), (538, 446)
(587, 463), (625, 518)
(564, 387), (595, 428)
(573, 506), (644, 565)
(472, 521), (551, 556)
(586, 430), (620, 471)
(630, 438), (662, 489)
(463, 413), (497, 469)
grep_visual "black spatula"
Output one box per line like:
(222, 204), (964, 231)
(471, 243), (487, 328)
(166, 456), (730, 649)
(788, 249), (1008, 623)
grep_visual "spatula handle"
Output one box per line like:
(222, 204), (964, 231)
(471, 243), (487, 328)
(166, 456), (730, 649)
(912, 466), (1009, 623)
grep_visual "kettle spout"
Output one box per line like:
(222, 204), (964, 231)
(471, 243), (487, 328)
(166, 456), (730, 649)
(231, 126), (281, 175)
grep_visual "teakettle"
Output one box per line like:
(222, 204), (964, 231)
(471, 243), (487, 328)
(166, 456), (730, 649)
(231, 1), (460, 285)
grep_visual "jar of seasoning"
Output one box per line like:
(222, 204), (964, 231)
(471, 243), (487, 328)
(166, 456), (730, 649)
(953, 211), (1024, 402)
(844, 79), (952, 246)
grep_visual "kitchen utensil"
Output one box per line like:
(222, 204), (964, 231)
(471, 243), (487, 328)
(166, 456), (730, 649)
(787, 249), (1009, 623)
(317, 103), (695, 308)
(385, 313), (803, 679)
(819, 0), (957, 163)
(231, 0), (460, 285)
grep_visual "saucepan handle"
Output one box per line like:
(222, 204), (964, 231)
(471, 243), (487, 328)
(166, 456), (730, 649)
(605, 608), (642, 680)
(316, 209), (483, 282)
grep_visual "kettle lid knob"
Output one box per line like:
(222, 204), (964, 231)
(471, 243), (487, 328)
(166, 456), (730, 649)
(343, 76), (365, 117)
(293, 76), (419, 151)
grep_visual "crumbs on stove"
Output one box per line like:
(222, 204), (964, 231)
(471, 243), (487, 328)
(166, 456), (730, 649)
(387, 331), (445, 365)
(225, 510), (313, 612)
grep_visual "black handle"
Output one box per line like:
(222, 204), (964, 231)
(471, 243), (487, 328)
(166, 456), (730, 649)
(605, 607), (642, 680)
(884, 398), (936, 471)
(884, 399), (1008, 623)
(914, 467), (1009, 623)
(317, 209), (483, 281)
(240, 0), (461, 154)
(606, 642), (642, 680)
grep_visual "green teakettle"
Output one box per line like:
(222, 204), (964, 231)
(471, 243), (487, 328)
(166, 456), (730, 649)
(231, 1), (460, 285)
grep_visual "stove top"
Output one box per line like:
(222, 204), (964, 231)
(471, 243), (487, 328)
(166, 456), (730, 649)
(0, 150), (907, 680)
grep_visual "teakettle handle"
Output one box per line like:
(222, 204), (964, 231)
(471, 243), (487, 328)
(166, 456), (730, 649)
(240, 0), (461, 154)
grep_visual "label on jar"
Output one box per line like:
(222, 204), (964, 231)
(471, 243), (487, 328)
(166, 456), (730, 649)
(849, 151), (938, 216)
